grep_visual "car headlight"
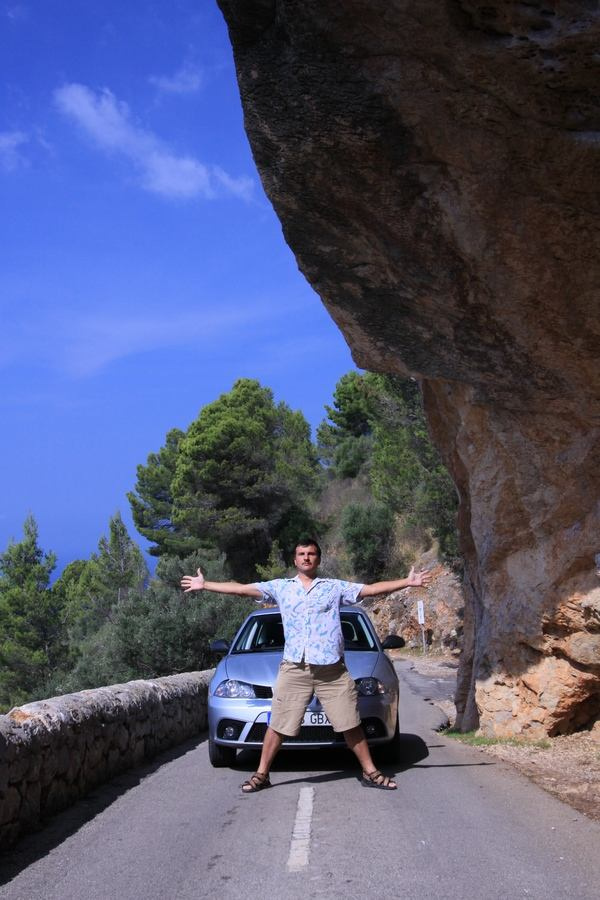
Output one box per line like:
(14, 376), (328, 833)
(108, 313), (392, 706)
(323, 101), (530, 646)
(214, 680), (257, 699)
(356, 677), (386, 696)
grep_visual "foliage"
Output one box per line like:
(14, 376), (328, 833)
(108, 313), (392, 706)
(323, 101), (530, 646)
(115, 549), (252, 676)
(318, 371), (459, 564)
(44, 514), (149, 695)
(0, 516), (63, 710)
(171, 378), (320, 579)
(368, 375), (459, 561)
(128, 379), (321, 578)
(60, 512), (148, 645)
(341, 503), (395, 581)
(53, 550), (252, 691)
(128, 428), (196, 558)
(47, 621), (136, 695)
(109, 581), (252, 678)
(317, 371), (373, 477)
(255, 541), (289, 580)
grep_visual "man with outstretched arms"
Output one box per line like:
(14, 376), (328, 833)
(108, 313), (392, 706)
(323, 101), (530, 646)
(181, 537), (431, 793)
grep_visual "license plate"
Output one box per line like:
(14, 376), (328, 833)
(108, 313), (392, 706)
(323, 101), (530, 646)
(302, 711), (331, 726)
(265, 710), (331, 726)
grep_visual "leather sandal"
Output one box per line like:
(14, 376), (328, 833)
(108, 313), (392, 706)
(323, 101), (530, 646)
(241, 771), (271, 793)
(361, 769), (397, 790)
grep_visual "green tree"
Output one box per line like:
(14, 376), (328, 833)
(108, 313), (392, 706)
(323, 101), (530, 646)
(0, 515), (64, 709)
(319, 371), (459, 565)
(341, 503), (395, 580)
(99, 551), (252, 680)
(62, 512), (148, 645)
(48, 515), (148, 693)
(171, 379), (320, 579)
(317, 371), (373, 477)
(255, 540), (288, 580)
(128, 428), (196, 557)
(96, 511), (148, 600)
(47, 620), (136, 695)
(368, 375), (459, 561)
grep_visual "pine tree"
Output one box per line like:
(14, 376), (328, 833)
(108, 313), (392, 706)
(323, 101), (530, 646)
(168, 379), (320, 578)
(0, 516), (62, 709)
(317, 371), (373, 477)
(128, 428), (196, 557)
(61, 512), (148, 645)
(368, 375), (459, 561)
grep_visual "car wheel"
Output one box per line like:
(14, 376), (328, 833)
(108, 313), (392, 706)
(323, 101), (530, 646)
(208, 738), (237, 768)
(378, 718), (401, 763)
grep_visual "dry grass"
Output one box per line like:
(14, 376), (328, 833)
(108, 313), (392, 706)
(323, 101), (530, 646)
(474, 732), (600, 822)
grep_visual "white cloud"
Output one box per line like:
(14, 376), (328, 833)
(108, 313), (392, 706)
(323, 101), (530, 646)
(5, 4), (28, 22)
(53, 83), (253, 201)
(140, 149), (213, 198)
(0, 302), (295, 378)
(149, 62), (204, 95)
(211, 165), (256, 201)
(57, 310), (237, 376)
(0, 130), (28, 171)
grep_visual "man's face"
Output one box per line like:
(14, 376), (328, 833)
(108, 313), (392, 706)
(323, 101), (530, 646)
(294, 544), (320, 577)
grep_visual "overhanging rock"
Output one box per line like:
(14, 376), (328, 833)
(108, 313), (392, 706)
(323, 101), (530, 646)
(219, 0), (600, 735)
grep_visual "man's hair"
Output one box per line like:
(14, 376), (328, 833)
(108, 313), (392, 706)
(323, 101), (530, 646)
(294, 537), (322, 559)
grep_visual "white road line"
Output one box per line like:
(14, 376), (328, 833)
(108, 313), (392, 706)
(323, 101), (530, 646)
(287, 786), (315, 872)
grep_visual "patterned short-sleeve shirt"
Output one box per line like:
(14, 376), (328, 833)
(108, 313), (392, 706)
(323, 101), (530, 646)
(253, 576), (364, 665)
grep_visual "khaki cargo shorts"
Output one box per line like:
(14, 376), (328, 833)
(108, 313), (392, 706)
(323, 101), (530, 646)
(270, 658), (360, 736)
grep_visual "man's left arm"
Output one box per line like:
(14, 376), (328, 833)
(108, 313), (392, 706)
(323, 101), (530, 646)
(358, 566), (432, 598)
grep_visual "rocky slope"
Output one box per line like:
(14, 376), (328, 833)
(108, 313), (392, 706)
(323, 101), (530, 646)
(218, 0), (600, 736)
(364, 557), (464, 653)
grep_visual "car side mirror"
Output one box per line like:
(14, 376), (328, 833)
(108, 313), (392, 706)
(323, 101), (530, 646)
(209, 638), (231, 654)
(381, 635), (405, 650)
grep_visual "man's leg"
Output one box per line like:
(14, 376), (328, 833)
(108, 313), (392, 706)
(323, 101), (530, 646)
(343, 725), (397, 789)
(314, 661), (397, 791)
(242, 661), (311, 793)
(256, 726), (284, 774)
(241, 727), (284, 793)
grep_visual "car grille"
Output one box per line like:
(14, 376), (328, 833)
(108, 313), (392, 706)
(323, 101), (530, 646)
(252, 685), (273, 698)
(245, 717), (387, 744)
(246, 723), (345, 744)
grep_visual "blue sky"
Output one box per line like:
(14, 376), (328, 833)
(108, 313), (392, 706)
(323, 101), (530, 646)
(0, 0), (356, 571)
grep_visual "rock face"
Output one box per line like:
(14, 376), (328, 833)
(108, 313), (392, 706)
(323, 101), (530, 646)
(218, 0), (600, 735)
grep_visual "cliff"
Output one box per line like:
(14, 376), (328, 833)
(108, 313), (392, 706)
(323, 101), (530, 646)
(218, 0), (600, 735)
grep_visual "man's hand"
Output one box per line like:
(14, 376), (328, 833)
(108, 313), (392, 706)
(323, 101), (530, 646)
(406, 566), (432, 587)
(181, 568), (205, 593)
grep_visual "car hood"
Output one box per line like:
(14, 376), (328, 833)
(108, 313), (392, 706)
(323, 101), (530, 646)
(223, 651), (378, 685)
(224, 651), (282, 685)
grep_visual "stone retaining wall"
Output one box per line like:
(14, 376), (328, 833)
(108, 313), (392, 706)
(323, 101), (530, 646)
(0, 671), (214, 851)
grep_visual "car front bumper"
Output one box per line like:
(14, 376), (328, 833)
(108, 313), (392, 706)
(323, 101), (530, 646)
(208, 692), (399, 751)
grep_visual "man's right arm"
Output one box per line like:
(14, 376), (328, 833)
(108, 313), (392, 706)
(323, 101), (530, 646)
(180, 568), (262, 598)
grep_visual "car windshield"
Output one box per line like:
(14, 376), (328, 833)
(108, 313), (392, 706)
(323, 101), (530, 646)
(230, 612), (377, 653)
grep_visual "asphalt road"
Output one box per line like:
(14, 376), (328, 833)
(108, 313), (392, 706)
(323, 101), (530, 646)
(2, 661), (600, 900)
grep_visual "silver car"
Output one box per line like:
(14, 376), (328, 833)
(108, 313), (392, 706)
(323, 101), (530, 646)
(207, 606), (401, 767)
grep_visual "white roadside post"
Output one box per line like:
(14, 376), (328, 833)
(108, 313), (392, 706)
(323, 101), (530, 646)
(417, 598), (426, 654)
